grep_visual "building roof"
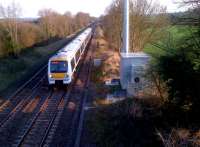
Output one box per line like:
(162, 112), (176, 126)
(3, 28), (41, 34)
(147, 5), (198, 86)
(120, 52), (150, 58)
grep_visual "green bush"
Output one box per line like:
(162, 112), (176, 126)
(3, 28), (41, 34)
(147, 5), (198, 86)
(152, 27), (200, 114)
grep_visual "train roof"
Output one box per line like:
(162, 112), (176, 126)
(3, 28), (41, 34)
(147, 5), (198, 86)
(50, 28), (92, 61)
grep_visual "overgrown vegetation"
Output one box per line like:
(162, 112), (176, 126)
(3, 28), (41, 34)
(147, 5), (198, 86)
(149, 0), (200, 120)
(145, 1), (200, 146)
(89, 0), (200, 146)
(89, 98), (163, 147)
(152, 29), (200, 112)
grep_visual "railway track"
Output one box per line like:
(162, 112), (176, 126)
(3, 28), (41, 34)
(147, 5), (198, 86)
(16, 90), (64, 147)
(48, 38), (93, 147)
(0, 26), (89, 128)
(0, 27), (87, 127)
(0, 67), (47, 129)
(0, 27), (94, 147)
(15, 36), (94, 147)
(0, 87), (52, 146)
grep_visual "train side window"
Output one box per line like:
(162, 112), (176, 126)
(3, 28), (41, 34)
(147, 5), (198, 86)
(82, 43), (85, 51)
(79, 50), (81, 58)
(71, 58), (75, 71)
(79, 49), (81, 56)
(81, 44), (84, 53)
(86, 37), (88, 43)
(76, 50), (80, 61)
(75, 52), (78, 61)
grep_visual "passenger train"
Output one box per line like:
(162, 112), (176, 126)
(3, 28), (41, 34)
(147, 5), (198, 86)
(48, 27), (92, 85)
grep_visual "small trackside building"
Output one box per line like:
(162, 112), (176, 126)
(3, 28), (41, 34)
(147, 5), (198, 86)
(120, 52), (150, 96)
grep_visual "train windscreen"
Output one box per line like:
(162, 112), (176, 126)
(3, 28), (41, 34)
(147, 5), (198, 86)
(50, 61), (68, 73)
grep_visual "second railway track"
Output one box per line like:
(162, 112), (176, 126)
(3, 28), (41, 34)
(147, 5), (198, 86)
(0, 66), (47, 127)
(16, 90), (64, 147)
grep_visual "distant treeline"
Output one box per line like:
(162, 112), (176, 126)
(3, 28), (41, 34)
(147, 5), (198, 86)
(168, 8), (200, 25)
(0, 2), (94, 57)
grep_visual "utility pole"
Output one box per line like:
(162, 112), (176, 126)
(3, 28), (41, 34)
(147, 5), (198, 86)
(122, 0), (129, 53)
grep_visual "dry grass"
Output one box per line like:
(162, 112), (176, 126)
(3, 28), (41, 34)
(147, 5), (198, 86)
(88, 98), (163, 147)
(92, 26), (120, 83)
(157, 128), (200, 147)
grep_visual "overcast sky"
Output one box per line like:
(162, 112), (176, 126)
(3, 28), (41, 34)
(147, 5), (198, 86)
(0, 0), (182, 18)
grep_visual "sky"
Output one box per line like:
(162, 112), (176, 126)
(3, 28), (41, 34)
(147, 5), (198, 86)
(0, 0), (183, 18)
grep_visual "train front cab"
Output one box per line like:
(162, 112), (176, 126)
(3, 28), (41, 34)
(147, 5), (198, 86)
(48, 60), (72, 86)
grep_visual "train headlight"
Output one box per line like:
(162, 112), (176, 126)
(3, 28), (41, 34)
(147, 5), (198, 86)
(49, 74), (53, 78)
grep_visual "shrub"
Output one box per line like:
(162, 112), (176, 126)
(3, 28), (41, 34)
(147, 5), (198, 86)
(89, 99), (162, 147)
(152, 27), (200, 115)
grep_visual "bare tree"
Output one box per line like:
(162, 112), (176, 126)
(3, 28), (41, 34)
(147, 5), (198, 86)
(102, 0), (169, 52)
(0, 1), (22, 55)
(0, 6), (92, 57)
(38, 9), (57, 39)
(103, 0), (123, 52)
(74, 12), (91, 30)
(38, 9), (92, 39)
(130, 0), (168, 52)
(63, 11), (73, 35)
(18, 22), (43, 48)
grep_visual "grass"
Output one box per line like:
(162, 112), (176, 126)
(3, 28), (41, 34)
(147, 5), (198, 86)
(0, 38), (69, 97)
(144, 25), (198, 56)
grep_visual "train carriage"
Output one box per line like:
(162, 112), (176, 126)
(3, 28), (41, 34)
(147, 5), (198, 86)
(48, 28), (92, 85)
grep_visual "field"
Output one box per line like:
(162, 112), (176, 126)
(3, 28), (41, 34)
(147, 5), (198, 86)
(144, 25), (198, 56)
(0, 38), (69, 97)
